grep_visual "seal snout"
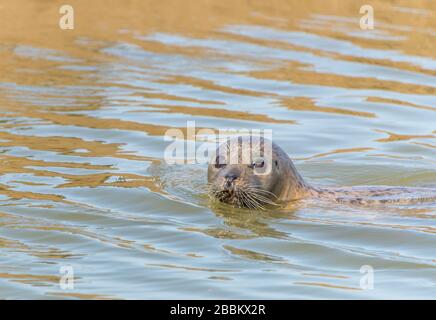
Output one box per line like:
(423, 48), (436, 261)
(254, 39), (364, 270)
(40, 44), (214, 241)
(224, 173), (239, 190)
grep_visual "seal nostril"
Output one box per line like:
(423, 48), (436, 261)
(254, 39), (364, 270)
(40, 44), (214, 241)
(224, 174), (238, 189)
(225, 174), (238, 182)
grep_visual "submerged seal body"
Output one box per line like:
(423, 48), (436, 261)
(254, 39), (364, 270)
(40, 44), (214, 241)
(207, 136), (436, 209)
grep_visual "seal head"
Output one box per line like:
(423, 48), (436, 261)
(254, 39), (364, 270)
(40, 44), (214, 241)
(207, 136), (309, 209)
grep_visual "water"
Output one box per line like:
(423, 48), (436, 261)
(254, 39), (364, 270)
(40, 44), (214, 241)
(0, 0), (435, 299)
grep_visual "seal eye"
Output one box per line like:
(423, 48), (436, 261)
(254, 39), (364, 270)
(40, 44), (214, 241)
(215, 156), (226, 169)
(249, 158), (265, 169)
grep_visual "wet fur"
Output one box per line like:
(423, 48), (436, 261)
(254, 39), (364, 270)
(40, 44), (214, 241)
(208, 137), (436, 210)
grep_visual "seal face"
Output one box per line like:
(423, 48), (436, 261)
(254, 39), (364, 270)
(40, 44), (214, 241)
(207, 136), (308, 209)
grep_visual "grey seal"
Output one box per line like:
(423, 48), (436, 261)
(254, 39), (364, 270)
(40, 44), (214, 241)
(207, 136), (436, 209)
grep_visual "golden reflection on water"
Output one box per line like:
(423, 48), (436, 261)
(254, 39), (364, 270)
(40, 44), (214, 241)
(375, 129), (435, 142)
(0, 0), (435, 299)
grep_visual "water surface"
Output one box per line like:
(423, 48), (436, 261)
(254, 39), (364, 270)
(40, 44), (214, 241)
(0, 0), (435, 299)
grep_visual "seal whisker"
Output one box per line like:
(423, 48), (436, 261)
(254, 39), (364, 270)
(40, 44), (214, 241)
(242, 189), (266, 210)
(246, 187), (278, 199)
(249, 195), (277, 205)
(247, 193), (278, 209)
(239, 189), (256, 209)
(245, 187), (279, 205)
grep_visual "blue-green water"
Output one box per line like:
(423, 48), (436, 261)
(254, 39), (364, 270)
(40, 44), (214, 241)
(0, 0), (435, 299)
